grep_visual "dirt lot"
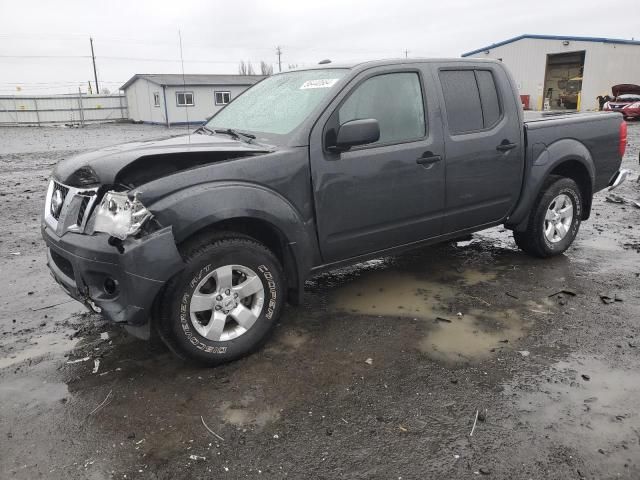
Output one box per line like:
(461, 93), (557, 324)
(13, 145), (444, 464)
(1, 122), (639, 479)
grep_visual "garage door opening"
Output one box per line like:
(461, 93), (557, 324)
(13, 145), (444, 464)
(543, 51), (585, 110)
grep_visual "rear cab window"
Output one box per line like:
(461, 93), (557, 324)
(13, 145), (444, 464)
(439, 68), (503, 135)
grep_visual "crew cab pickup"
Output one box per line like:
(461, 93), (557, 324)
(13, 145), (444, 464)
(42, 59), (629, 364)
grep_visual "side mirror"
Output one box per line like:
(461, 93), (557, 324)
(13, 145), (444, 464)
(332, 118), (380, 151)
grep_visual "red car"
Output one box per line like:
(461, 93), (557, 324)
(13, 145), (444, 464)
(604, 84), (640, 119)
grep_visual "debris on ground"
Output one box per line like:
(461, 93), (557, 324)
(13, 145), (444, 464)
(364, 357), (373, 365)
(470, 410), (479, 436)
(581, 374), (591, 381)
(518, 351), (530, 357)
(200, 416), (224, 441)
(605, 193), (640, 208)
(600, 294), (624, 304)
(66, 356), (91, 364)
(549, 289), (577, 298)
(189, 455), (206, 462)
(88, 389), (113, 416)
(92, 359), (100, 374)
(435, 317), (452, 323)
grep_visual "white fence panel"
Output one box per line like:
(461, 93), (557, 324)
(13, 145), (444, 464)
(0, 94), (128, 125)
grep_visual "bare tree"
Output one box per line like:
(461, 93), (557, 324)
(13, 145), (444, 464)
(260, 61), (274, 76)
(239, 60), (256, 75)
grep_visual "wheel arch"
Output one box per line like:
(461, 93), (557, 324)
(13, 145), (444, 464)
(148, 182), (319, 305)
(177, 216), (303, 304)
(506, 139), (596, 231)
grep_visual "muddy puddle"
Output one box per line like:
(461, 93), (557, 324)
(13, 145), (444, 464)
(330, 268), (526, 363)
(505, 356), (640, 470)
(0, 330), (78, 369)
(219, 394), (281, 428)
(0, 376), (69, 408)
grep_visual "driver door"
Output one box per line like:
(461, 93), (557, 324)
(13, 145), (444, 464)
(309, 65), (446, 263)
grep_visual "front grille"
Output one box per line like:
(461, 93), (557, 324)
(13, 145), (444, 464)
(44, 180), (99, 235)
(50, 249), (74, 279)
(51, 182), (69, 220)
(77, 196), (90, 226)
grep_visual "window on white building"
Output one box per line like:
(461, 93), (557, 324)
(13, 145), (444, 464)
(176, 91), (194, 106)
(153, 92), (160, 107)
(215, 91), (231, 105)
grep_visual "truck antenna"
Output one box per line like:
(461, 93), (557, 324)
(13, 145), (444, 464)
(178, 29), (190, 144)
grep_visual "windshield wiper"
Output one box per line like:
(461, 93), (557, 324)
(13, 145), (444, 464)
(193, 125), (215, 135)
(213, 128), (256, 143)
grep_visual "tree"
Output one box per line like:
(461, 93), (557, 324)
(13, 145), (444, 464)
(260, 61), (274, 76)
(238, 61), (256, 75)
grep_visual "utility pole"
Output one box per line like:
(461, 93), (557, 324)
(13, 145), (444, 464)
(90, 37), (99, 94)
(404, 49), (409, 58)
(276, 46), (282, 73)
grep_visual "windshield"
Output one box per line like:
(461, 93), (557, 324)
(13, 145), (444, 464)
(206, 69), (347, 135)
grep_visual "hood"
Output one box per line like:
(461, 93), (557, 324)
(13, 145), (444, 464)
(53, 133), (274, 188)
(612, 84), (640, 97)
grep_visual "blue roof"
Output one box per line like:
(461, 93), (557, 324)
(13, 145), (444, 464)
(461, 34), (640, 57)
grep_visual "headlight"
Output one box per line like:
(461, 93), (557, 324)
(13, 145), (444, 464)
(90, 191), (152, 240)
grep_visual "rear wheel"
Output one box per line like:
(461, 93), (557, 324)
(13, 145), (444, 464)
(513, 176), (582, 258)
(159, 234), (285, 365)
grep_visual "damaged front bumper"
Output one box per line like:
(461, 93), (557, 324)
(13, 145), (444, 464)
(42, 224), (184, 338)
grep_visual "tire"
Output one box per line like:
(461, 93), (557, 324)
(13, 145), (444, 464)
(513, 176), (583, 258)
(159, 233), (285, 365)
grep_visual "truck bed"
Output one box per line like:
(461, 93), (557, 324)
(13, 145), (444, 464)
(523, 110), (622, 192)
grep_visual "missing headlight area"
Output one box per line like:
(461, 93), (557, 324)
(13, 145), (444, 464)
(114, 151), (267, 188)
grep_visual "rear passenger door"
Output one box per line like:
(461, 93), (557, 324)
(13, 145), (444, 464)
(436, 64), (523, 233)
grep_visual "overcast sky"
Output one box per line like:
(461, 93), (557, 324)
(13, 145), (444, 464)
(1, 0), (639, 94)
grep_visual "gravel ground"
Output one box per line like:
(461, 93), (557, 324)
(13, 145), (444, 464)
(0, 122), (639, 479)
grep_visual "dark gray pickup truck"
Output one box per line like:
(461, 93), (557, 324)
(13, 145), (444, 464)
(42, 59), (629, 364)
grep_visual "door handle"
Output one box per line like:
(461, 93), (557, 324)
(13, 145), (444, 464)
(496, 141), (517, 152)
(416, 153), (442, 166)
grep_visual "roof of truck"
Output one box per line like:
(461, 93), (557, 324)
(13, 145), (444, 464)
(292, 57), (500, 71)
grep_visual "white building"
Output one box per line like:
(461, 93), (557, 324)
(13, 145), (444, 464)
(121, 74), (264, 125)
(462, 35), (640, 112)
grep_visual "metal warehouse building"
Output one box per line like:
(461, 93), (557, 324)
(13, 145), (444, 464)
(462, 34), (640, 112)
(121, 74), (264, 126)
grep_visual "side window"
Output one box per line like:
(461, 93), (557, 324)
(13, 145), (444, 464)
(176, 92), (194, 106)
(476, 70), (501, 128)
(153, 92), (160, 107)
(439, 70), (483, 134)
(338, 72), (425, 145)
(215, 91), (231, 105)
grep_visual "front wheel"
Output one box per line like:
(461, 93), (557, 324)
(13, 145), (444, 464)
(159, 234), (285, 365)
(513, 176), (583, 258)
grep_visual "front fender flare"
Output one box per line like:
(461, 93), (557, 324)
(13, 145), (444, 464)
(147, 181), (318, 285)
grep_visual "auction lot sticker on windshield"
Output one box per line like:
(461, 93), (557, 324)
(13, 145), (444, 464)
(300, 79), (339, 89)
